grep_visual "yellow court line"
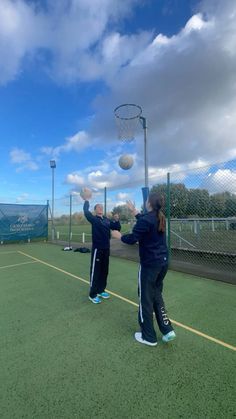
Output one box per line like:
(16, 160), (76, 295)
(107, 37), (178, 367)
(18, 250), (236, 352)
(0, 260), (38, 270)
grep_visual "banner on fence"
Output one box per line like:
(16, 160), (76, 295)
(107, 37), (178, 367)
(0, 203), (48, 242)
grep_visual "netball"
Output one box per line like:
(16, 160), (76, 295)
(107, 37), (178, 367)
(118, 154), (134, 170)
(80, 187), (92, 200)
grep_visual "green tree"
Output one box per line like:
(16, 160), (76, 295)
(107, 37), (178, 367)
(186, 189), (210, 217)
(151, 183), (189, 218)
(224, 193), (236, 217)
(209, 192), (231, 217)
(112, 205), (132, 222)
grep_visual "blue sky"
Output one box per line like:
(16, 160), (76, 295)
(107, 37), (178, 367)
(0, 0), (236, 215)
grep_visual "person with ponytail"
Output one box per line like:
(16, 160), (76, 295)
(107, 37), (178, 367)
(112, 193), (176, 347)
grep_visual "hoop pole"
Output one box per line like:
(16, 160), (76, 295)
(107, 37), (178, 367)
(104, 187), (107, 216)
(140, 116), (148, 188)
(167, 173), (171, 263)
(140, 116), (149, 213)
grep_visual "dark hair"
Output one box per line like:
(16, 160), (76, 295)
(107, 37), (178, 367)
(94, 204), (101, 210)
(148, 193), (166, 233)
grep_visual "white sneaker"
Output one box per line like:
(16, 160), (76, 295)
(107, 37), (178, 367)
(134, 332), (157, 347)
(162, 330), (176, 343)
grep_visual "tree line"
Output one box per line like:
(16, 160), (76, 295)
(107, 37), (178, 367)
(54, 184), (236, 224)
(113, 184), (236, 220)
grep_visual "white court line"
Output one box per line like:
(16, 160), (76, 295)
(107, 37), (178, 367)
(18, 250), (236, 352)
(0, 251), (18, 255)
(0, 261), (38, 270)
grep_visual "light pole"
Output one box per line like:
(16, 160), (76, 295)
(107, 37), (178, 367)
(50, 160), (56, 240)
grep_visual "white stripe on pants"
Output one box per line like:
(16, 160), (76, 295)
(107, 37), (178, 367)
(138, 265), (144, 323)
(90, 248), (97, 288)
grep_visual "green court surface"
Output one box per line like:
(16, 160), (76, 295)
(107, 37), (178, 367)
(0, 243), (235, 419)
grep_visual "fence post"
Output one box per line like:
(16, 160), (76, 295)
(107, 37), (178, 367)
(48, 201), (56, 241)
(104, 187), (107, 217)
(211, 219), (215, 232)
(69, 194), (72, 248)
(226, 219), (229, 231)
(167, 172), (171, 263)
(47, 200), (49, 241)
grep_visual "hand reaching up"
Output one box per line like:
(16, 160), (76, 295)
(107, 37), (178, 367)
(126, 200), (139, 216)
(80, 187), (92, 201)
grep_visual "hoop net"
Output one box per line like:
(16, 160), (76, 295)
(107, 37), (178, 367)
(114, 103), (142, 142)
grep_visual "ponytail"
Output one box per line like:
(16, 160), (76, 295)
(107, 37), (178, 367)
(148, 193), (166, 233)
(158, 210), (166, 233)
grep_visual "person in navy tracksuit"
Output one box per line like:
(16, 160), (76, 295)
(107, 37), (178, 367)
(110, 213), (121, 232)
(81, 189), (118, 304)
(112, 193), (176, 346)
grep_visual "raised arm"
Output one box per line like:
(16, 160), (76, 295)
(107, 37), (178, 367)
(121, 216), (150, 245)
(111, 200), (146, 243)
(83, 200), (95, 223)
(126, 200), (139, 217)
(80, 188), (95, 224)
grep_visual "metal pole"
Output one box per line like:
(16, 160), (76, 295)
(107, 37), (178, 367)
(167, 172), (171, 263)
(47, 200), (49, 241)
(69, 194), (72, 248)
(140, 116), (148, 188)
(51, 167), (55, 240)
(140, 116), (149, 213)
(52, 167), (54, 224)
(104, 187), (107, 216)
(50, 160), (56, 241)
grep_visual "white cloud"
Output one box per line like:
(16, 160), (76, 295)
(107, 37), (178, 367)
(66, 173), (85, 187)
(10, 147), (39, 171)
(116, 192), (130, 201)
(10, 148), (31, 163)
(65, 164), (131, 191)
(0, 0), (48, 84)
(100, 31), (152, 79)
(202, 169), (236, 194)
(183, 13), (207, 34)
(3, 0), (236, 183)
(17, 161), (39, 172)
(0, 0), (143, 84)
(41, 131), (91, 158)
(16, 193), (29, 203)
(91, 0), (236, 170)
(54, 131), (91, 155)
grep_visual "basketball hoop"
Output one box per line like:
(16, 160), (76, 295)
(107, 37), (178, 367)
(114, 103), (142, 142)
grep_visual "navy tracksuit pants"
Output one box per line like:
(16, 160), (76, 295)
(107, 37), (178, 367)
(89, 248), (109, 298)
(138, 263), (173, 343)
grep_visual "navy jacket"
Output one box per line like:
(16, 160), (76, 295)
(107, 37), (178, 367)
(121, 211), (168, 266)
(109, 220), (121, 232)
(83, 201), (117, 249)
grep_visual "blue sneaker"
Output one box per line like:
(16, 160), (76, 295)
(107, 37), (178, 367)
(162, 331), (176, 343)
(89, 296), (102, 304)
(98, 292), (110, 299)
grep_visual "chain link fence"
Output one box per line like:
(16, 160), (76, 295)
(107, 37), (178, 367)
(1, 159), (235, 283)
(47, 159), (235, 283)
(164, 160), (236, 283)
